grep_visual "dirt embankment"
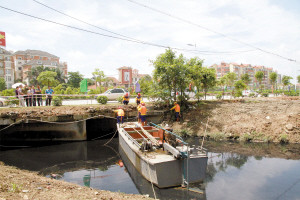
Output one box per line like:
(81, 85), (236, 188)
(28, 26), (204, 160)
(0, 162), (153, 200)
(170, 97), (300, 143)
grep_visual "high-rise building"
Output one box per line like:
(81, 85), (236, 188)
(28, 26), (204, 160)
(0, 47), (14, 88)
(13, 49), (68, 84)
(210, 62), (281, 89)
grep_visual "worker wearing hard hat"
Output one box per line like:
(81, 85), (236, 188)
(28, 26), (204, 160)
(137, 101), (143, 123)
(138, 102), (147, 126)
(135, 93), (142, 105)
(114, 106), (125, 125)
(170, 102), (180, 122)
(123, 93), (129, 105)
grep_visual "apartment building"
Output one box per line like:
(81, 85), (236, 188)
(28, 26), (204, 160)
(0, 47), (14, 88)
(211, 62), (280, 89)
(13, 49), (68, 84)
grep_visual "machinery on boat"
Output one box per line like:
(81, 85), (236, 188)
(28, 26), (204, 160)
(117, 122), (208, 188)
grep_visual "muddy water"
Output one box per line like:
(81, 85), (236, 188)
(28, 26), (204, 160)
(0, 139), (300, 200)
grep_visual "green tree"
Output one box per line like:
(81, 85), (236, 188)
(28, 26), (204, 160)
(51, 68), (66, 84)
(68, 71), (83, 88)
(187, 57), (203, 101)
(139, 75), (153, 95)
(255, 71), (264, 91)
(269, 72), (277, 92)
(92, 68), (106, 92)
(225, 72), (237, 98)
(37, 71), (58, 87)
(234, 80), (247, 97)
(297, 75), (300, 84)
(241, 73), (251, 89)
(26, 65), (50, 85)
(217, 75), (227, 99)
(153, 49), (186, 102)
(200, 67), (216, 100)
(0, 78), (6, 91)
(282, 75), (293, 90)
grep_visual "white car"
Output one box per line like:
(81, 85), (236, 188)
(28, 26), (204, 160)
(95, 88), (129, 101)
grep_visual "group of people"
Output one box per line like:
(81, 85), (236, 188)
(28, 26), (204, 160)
(115, 92), (181, 126)
(15, 85), (54, 107)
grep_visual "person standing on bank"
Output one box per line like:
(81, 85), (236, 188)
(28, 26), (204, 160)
(114, 106), (125, 126)
(18, 85), (25, 107)
(170, 102), (181, 122)
(45, 86), (54, 106)
(31, 85), (36, 106)
(27, 86), (33, 106)
(35, 85), (42, 106)
(138, 102), (147, 126)
(23, 85), (29, 107)
(135, 93), (142, 105)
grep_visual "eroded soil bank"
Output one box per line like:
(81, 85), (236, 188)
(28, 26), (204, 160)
(169, 96), (300, 143)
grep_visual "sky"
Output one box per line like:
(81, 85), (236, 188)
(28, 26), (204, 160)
(0, 0), (300, 81)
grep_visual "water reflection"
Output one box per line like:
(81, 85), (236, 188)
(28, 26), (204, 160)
(0, 140), (299, 200)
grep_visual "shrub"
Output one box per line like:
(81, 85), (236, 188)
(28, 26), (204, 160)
(234, 90), (243, 98)
(262, 93), (269, 97)
(117, 96), (123, 103)
(97, 96), (108, 104)
(209, 132), (225, 140)
(279, 133), (289, 143)
(249, 93), (256, 97)
(52, 96), (63, 106)
(216, 92), (223, 100)
(7, 97), (19, 106)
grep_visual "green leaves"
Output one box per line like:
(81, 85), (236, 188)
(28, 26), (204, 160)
(37, 71), (58, 87)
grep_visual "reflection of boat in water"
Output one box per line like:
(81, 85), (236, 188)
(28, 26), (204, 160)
(119, 145), (207, 200)
(118, 122), (208, 188)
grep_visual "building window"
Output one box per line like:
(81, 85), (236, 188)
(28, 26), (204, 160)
(6, 76), (11, 82)
(37, 61), (42, 64)
(6, 69), (11, 74)
(0, 69), (3, 75)
(18, 57), (22, 60)
(18, 67), (22, 70)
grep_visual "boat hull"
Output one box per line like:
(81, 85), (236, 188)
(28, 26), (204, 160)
(118, 126), (208, 188)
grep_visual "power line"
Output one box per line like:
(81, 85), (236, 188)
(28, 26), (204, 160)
(126, 0), (299, 64)
(0, 5), (254, 56)
(31, 1), (255, 55)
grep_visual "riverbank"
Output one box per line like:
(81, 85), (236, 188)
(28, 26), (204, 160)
(0, 162), (153, 200)
(169, 96), (300, 143)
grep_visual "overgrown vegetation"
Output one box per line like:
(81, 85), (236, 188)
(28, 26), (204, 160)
(97, 96), (108, 104)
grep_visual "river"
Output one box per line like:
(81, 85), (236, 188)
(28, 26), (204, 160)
(0, 139), (299, 200)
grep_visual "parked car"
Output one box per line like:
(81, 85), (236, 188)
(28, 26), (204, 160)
(95, 88), (129, 101)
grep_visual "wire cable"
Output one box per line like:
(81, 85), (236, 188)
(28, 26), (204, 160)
(126, 0), (299, 63)
(0, 5), (254, 56)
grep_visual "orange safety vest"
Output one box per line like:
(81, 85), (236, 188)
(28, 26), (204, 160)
(117, 109), (124, 116)
(171, 104), (180, 112)
(123, 96), (129, 101)
(139, 106), (147, 115)
(137, 104), (141, 111)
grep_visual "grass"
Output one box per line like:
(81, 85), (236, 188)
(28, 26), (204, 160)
(279, 133), (289, 144)
(9, 183), (22, 193)
(240, 133), (253, 142)
(208, 132), (226, 141)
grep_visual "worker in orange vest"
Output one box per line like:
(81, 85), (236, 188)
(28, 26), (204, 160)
(137, 101), (143, 123)
(123, 93), (129, 105)
(114, 106), (125, 125)
(170, 102), (180, 122)
(135, 93), (142, 105)
(138, 102), (147, 126)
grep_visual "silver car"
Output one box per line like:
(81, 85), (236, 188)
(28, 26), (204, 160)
(95, 88), (129, 101)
